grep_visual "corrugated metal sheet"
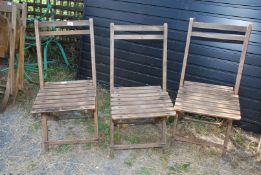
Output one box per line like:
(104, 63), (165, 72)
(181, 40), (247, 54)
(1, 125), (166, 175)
(79, 0), (261, 133)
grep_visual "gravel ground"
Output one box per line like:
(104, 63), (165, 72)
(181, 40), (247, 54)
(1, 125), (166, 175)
(0, 104), (260, 175)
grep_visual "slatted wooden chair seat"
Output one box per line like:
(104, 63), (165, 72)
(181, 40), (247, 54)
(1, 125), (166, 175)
(111, 86), (175, 120)
(109, 23), (175, 154)
(173, 18), (252, 155)
(175, 81), (241, 120)
(32, 80), (96, 113)
(32, 19), (98, 152)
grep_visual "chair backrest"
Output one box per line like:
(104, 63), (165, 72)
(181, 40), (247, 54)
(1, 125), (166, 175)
(180, 18), (252, 95)
(110, 23), (168, 92)
(34, 19), (96, 89)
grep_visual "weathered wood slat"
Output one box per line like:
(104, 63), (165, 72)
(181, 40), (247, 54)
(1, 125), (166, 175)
(175, 101), (240, 115)
(111, 107), (175, 115)
(37, 90), (96, 96)
(112, 111), (176, 120)
(111, 103), (173, 110)
(192, 22), (247, 32)
(113, 25), (164, 31)
(182, 86), (235, 96)
(191, 32), (245, 41)
(38, 20), (90, 27)
(111, 99), (173, 106)
(34, 97), (95, 105)
(114, 34), (164, 40)
(31, 105), (95, 113)
(114, 86), (161, 91)
(175, 98), (240, 110)
(174, 105), (240, 120)
(32, 101), (94, 109)
(177, 92), (239, 102)
(113, 89), (162, 94)
(184, 81), (233, 91)
(112, 142), (165, 150)
(40, 86), (95, 93)
(35, 94), (95, 101)
(111, 92), (168, 98)
(111, 95), (171, 102)
(45, 80), (92, 85)
(40, 30), (90, 36)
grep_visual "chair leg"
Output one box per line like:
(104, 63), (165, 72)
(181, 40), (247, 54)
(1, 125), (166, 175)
(110, 117), (114, 158)
(41, 113), (49, 152)
(222, 119), (232, 156)
(172, 112), (179, 138)
(94, 100), (99, 140)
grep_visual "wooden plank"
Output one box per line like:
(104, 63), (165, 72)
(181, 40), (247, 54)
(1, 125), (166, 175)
(34, 97), (95, 105)
(174, 101), (240, 115)
(111, 95), (171, 102)
(111, 99), (173, 106)
(110, 23), (115, 91)
(175, 98), (240, 110)
(111, 107), (175, 115)
(193, 22), (247, 32)
(174, 105), (240, 120)
(114, 34), (164, 40)
(162, 23), (168, 91)
(191, 32), (245, 41)
(38, 20), (89, 27)
(113, 89), (162, 95)
(112, 111), (176, 120)
(31, 105), (95, 113)
(114, 86), (161, 91)
(89, 18), (97, 89)
(184, 81), (233, 91)
(35, 94), (95, 101)
(40, 86), (95, 93)
(33, 101), (94, 109)
(181, 87), (237, 97)
(37, 90), (96, 96)
(45, 80), (92, 85)
(41, 113), (49, 152)
(179, 18), (194, 87)
(114, 25), (164, 31)
(46, 139), (98, 145)
(111, 92), (168, 98)
(44, 83), (94, 89)
(39, 30), (90, 36)
(112, 143), (165, 150)
(111, 103), (173, 110)
(234, 23), (252, 95)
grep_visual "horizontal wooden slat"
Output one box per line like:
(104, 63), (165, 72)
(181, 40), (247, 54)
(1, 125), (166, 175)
(40, 86), (95, 93)
(39, 30), (90, 37)
(46, 139), (98, 145)
(111, 103), (173, 110)
(111, 99), (173, 106)
(191, 32), (245, 41)
(111, 107), (175, 115)
(112, 111), (176, 120)
(114, 34), (164, 40)
(180, 87), (237, 98)
(37, 90), (96, 96)
(114, 86), (161, 91)
(35, 94), (95, 101)
(111, 92), (168, 98)
(174, 105), (240, 120)
(111, 95), (171, 102)
(32, 101), (94, 109)
(175, 98), (240, 110)
(112, 143), (165, 149)
(44, 83), (94, 89)
(34, 97), (95, 105)
(193, 22), (247, 32)
(114, 25), (164, 31)
(38, 20), (89, 27)
(184, 81), (233, 91)
(45, 80), (92, 85)
(31, 105), (95, 113)
(175, 101), (240, 115)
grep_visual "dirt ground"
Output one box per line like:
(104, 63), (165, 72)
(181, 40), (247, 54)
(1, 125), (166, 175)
(0, 83), (260, 175)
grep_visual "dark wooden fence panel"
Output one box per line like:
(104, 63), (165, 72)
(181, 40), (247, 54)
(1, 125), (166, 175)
(79, 0), (261, 133)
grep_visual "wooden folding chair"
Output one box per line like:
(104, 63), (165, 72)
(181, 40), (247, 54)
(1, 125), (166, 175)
(32, 19), (98, 152)
(173, 18), (252, 155)
(109, 23), (176, 153)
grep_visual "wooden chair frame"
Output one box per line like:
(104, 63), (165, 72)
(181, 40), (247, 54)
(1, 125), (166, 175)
(33, 19), (98, 152)
(173, 18), (252, 155)
(109, 23), (175, 154)
(0, 1), (27, 112)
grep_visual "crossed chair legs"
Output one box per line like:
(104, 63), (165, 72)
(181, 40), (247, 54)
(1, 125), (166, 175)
(40, 103), (99, 152)
(172, 112), (233, 156)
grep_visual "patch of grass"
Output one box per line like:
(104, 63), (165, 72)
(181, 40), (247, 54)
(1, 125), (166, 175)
(55, 144), (72, 154)
(137, 167), (151, 175)
(97, 86), (110, 116)
(30, 121), (41, 133)
(98, 118), (110, 148)
(85, 143), (93, 150)
(168, 162), (191, 174)
(233, 130), (245, 147)
(124, 134), (140, 144)
(124, 154), (136, 167)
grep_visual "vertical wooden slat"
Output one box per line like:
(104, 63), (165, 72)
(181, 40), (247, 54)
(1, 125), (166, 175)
(89, 18), (96, 89)
(41, 113), (49, 152)
(34, 20), (45, 89)
(162, 23), (168, 91)
(179, 18), (194, 87)
(110, 23), (115, 92)
(234, 23), (252, 95)
(222, 119), (232, 155)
